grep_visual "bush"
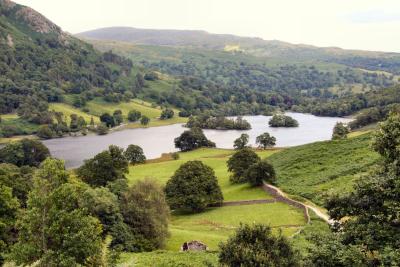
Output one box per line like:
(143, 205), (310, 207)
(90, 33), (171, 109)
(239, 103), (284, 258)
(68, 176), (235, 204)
(160, 109), (174, 120)
(128, 110), (141, 122)
(96, 124), (109, 135)
(219, 224), (300, 267)
(244, 160), (276, 186)
(174, 127), (215, 151)
(332, 122), (349, 140)
(124, 144), (146, 164)
(171, 152), (180, 160)
(165, 161), (223, 212)
(227, 148), (260, 183)
(37, 125), (55, 139)
(140, 115), (150, 125)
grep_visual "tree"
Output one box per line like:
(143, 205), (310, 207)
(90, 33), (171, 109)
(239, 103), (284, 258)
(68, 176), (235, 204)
(120, 179), (170, 251)
(160, 108), (174, 120)
(165, 161), (223, 212)
(0, 139), (50, 167)
(96, 123), (109, 135)
(320, 113), (400, 265)
(332, 122), (349, 140)
(37, 125), (55, 139)
(124, 144), (146, 164)
(227, 148), (260, 183)
(233, 133), (249, 149)
(0, 163), (34, 206)
(11, 159), (103, 266)
(244, 160), (276, 186)
(100, 113), (115, 128)
(174, 127), (216, 151)
(128, 110), (141, 122)
(219, 224), (300, 267)
(77, 145), (128, 187)
(140, 115), (150, 125)
(113, 110), (124, 125)
(0, 183), (19, 264)
(372, 112), (400, 170)
(256, 132), (276, 149)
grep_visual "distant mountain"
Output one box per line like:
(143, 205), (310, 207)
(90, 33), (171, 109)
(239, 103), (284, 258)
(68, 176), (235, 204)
(78, 27), (400, 74)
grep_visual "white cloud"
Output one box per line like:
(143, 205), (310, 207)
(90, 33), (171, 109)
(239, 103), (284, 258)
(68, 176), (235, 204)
(12, 0), (400, 52)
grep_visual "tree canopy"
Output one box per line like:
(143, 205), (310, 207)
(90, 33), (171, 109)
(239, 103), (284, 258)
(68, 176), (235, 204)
(227, 148), (260, 183)
(174, 127), (216, 151)
(165, 161), (223, 212)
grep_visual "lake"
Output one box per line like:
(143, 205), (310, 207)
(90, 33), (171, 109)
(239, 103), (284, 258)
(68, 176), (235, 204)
(43, 113), (352, 169)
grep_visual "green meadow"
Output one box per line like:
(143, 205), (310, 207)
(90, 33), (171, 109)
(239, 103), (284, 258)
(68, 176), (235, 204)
(126, 147), (308, 264)
(269, 133), (380, 205)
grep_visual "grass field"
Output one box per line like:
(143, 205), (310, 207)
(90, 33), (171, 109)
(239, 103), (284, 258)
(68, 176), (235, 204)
(118, 251), (219, 267)
(126, 148), (307, 258)
(127, 148), (279, 201)
(0, 114), (39, 142)
(268, 133), (380, 205)
(53, 97), (187, 127)
(48, 103), (100, 124)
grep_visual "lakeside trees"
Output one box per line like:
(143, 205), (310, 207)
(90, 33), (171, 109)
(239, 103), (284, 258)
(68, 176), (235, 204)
(233, 134), (249, 149)
(269, 114), (299, 127)
(174, 127), (215, 151)
(124, 144), (146, 164)
(256, 132), (276, 149)
(332, 122), (349, 140)
(185, 115), (251, 130)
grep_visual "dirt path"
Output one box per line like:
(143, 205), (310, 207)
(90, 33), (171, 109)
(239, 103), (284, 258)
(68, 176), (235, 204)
(263, 183), (333, 224)
(217, 183), (331, 225)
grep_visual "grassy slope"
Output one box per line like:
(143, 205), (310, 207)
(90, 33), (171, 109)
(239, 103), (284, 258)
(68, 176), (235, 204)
(268, 133), (380, 205)
(127, 148), (278, 201)
(125, 147), (307, 265)
(0, 114), (39, 142)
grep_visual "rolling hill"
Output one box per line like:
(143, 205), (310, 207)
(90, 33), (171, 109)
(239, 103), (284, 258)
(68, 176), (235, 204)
(78, 27), (400, 74)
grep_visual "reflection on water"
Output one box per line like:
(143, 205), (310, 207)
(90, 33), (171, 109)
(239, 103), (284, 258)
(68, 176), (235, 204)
(43, 113), (351, 169)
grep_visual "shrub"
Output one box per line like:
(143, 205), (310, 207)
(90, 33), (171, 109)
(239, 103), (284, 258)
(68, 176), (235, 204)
(160, 109), (174, 120)
(37, 125), (55, 139)
(165, 161), (223, 212)
(140, 115), (150, 125)
(128, 110), (141, 122)
(219, 224), (300, 267)
(332, 122), (349, 140)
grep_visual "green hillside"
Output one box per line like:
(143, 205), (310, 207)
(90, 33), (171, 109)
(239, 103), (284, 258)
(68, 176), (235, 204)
(269, 133), (380, 205)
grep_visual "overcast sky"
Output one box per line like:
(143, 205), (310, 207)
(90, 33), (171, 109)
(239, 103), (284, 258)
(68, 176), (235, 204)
(14, 0), (400, 52)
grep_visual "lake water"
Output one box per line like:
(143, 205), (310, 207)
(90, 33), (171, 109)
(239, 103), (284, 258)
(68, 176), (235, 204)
(43, 113), (352, 169)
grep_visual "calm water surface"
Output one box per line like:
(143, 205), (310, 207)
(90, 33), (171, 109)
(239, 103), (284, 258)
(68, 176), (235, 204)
(43, 113), (351, 169)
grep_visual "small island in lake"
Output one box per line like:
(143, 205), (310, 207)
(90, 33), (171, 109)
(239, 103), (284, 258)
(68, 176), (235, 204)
(268, 114), (299, 127)
(185, 115), (251, 130)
